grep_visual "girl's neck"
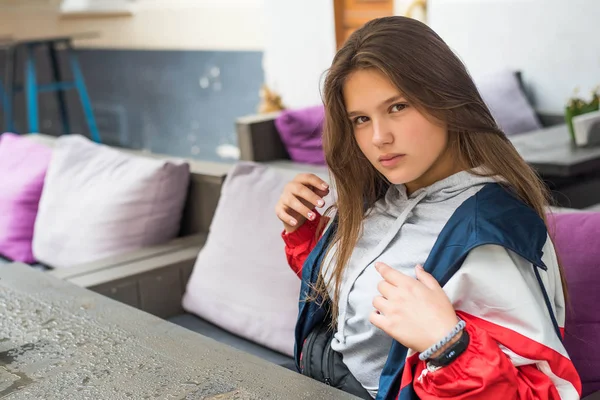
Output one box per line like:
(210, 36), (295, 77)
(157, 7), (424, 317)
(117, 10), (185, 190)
(405, 149), (465, 196)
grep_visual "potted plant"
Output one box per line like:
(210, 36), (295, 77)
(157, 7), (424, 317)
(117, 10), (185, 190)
(565, 87), (599, 144)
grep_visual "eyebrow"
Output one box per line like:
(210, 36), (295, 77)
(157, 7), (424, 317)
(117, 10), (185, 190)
(347, 95), (405, 117)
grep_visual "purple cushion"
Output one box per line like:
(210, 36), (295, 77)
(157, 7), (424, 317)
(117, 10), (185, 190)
(549, 212), (600, 397)
(274, 105), (326, 165)
(0, 133), (52, 263)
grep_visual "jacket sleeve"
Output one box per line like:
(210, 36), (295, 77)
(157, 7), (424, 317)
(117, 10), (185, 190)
(281, 212), (329, 278)
(411, 240), (582, 400)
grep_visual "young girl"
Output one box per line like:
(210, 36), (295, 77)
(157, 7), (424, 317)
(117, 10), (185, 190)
(275, 16), (581, 400)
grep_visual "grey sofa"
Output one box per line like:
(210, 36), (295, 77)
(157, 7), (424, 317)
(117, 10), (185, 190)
(0, 134), (227, 272)
(39, 140), (298, 370)
(1, 136), (302, 368)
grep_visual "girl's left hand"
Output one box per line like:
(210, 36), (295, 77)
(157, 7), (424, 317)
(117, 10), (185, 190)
(369, 262), (459, 353)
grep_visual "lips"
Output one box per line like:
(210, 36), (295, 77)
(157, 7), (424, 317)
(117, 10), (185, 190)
(378, 153), (405, 168)
(378, 154), (403, 162)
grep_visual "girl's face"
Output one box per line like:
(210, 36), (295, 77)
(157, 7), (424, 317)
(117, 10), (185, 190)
(343, 68), (458, 194)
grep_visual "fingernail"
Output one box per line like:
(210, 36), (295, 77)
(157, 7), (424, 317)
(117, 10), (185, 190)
(321, 183), (329, 189)
(416, 264), (424, 271)
(317, 199), (325, 207)
(375, 262), (382, 271)
(307, 212), (314, 220)
(290, 219), (297, 226)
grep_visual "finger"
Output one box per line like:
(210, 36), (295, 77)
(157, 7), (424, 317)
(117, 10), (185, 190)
(285, 194), (316, 221)
(295, 173), (329, 192)
(376, 280), (400, 301)
(286, 207), (304, 224)
(313, 187), (330, 199)
(275, 205), (299, 227)
(372, 295), (394, 316)
(414, 265), (441, 291)
(375, 262), (413, 288)
(369, 310), (392, 333)
(290, 175), (329, 202)
(283, 206), (305, 226)
(290, 182), (326, 209)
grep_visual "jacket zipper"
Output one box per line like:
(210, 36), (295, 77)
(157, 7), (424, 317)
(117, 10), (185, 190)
(323, 338), (333, 385)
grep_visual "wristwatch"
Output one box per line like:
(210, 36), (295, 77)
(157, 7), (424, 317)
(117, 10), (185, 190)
(427, 329), (470, 368)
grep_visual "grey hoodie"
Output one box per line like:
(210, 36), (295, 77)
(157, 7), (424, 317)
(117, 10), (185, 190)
(323, 170), (498, 398)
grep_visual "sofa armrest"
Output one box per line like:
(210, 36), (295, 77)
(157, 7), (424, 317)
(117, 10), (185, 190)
(48, 234), (205, 280)
(536, 111), (565, 128)
(179, 171), (226, 236)
(51, 236), (205, 319)
(236, 112), (291, 162)
(583, 391), (600, 400)
(235, 113), (330, 177)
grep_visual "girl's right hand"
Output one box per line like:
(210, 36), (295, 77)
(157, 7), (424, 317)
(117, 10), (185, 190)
(275, 173), (330, 234)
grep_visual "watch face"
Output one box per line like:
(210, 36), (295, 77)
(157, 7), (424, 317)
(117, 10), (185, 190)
(429, 330), (470, 367)
(445, 349), (458, 359)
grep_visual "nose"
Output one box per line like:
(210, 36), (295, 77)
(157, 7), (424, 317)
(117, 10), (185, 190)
(372, 118), (394, 147)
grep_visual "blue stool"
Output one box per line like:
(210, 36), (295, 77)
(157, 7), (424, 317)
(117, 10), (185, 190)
(1, 35), (101, 142)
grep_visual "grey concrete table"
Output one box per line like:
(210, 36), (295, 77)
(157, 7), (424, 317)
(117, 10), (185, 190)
(0, 263), (357, 400)
(510, 124), (600, 208)
(510, 124), (600, 177)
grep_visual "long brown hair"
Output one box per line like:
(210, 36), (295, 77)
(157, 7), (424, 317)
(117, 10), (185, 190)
(316, 16), (567, 320)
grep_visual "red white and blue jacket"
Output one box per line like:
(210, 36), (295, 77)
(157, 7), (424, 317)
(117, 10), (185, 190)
(283, 183), (582, 400)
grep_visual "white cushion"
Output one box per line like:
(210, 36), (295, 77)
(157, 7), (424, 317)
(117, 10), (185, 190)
(182, 161), (332, 357)
(33, 135), (190, 268)
(475, 69), (542, 135)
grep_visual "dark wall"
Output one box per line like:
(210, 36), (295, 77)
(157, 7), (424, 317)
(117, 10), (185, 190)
(0, 47), (264, 162)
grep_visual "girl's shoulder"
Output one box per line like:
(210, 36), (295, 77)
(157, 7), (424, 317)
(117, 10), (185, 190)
(454, 183), (545, 231)
(433, 183), (548, 268)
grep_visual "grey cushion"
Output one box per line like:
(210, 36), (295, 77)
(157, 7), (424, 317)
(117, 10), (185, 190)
(32, 135), (190, 269)
(168, 313), (296, 371)
(181, 162), (332, 357)
(475, 69), (542, 135)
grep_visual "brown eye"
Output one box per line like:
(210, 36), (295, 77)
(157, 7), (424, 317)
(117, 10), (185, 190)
(354, 116), (369, 125)
(390, 103), (408, 113)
